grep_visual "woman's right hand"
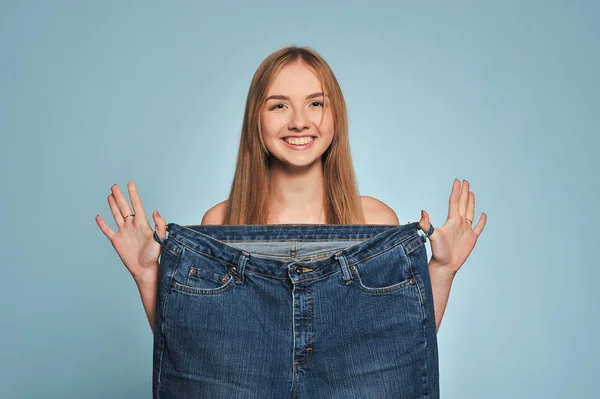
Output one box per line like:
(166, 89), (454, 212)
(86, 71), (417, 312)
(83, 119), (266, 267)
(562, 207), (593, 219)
(95, 181), (168, 286)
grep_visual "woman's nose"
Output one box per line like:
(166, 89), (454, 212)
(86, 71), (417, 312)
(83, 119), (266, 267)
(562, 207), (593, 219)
(288, 109), (310, 131)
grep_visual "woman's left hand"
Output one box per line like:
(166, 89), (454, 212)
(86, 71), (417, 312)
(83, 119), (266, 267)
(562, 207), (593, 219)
(419, 179), (487, 276)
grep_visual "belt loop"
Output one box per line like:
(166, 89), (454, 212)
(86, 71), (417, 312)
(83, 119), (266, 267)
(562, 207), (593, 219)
(334, 251), (353, 285)
(234, 250), (249, 285)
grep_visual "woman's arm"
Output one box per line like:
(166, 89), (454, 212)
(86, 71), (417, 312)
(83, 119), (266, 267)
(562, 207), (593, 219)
(136, 273), (158, 332)
(428, 263), (455, 332)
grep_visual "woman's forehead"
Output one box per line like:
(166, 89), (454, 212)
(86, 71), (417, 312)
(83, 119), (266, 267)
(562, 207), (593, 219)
(267, 62), (325, 96)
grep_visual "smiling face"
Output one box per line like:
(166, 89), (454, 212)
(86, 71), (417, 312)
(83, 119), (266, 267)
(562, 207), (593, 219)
(260, 60), (334, 168)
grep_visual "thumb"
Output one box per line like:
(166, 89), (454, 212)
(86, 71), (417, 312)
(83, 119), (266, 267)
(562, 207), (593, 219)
(153, 210), (167, 240)
(419, 209), (431, 235)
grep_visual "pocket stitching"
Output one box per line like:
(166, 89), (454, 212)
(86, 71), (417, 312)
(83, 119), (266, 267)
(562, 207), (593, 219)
(353, 269), (414, 294)
(187, 266), (226, 287)
(170, 274), (235, 295)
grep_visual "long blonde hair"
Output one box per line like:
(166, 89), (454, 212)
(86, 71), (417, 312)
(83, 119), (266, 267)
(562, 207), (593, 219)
(224, 46), (365, 225)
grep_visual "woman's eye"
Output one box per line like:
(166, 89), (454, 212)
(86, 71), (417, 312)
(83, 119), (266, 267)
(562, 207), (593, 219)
(271, 103), (286, 110)
(311, 101), (323, 107)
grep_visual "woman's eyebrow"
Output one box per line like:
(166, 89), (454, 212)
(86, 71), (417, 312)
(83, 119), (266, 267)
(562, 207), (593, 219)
(265, 92), (327, 101)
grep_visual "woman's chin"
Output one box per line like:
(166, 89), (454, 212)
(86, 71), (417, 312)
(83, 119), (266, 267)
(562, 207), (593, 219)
(270, 154), (323, 170)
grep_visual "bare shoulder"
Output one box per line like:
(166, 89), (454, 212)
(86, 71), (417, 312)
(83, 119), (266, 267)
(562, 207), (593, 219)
(360, 196), (400, 225)
(201, 200), (228, 225)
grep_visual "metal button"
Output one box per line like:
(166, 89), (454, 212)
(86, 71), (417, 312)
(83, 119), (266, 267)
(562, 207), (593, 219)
(294, 266), (303, 274)
(230, 266), (237, 274)
(221, 275), (229, 283)
(350, 265), (356, 271)
(410, 279), (416, 284)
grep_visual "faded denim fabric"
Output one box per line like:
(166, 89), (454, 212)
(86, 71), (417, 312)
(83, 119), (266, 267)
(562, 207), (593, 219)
(152, 221), (438, 398)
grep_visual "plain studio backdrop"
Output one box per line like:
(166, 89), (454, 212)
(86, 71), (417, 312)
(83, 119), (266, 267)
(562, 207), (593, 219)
(1, 1), (598, 398)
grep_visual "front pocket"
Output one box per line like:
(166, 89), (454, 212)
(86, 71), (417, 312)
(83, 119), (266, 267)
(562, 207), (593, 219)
(351, 244), (415, 294)
(169, 246), (236, 296)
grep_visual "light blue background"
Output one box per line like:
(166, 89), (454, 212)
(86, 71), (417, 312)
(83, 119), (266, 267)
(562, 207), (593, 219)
(1, 1), (598, 398)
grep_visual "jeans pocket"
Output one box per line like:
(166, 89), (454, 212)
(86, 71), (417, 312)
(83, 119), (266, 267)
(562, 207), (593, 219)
(352, 244), (416, 294)
(170, 246), (236, 296)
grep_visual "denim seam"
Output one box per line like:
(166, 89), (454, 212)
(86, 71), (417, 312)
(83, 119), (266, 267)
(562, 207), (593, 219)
(163, 246), (184, 321)
(156, 283), (172, 397)
(408, 249), (430, 397)
(156, 327), (164, 398)
(155, 242), (179, 397)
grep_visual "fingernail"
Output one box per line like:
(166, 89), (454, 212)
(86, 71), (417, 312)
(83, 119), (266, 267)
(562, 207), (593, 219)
(421, 209), (424, 218)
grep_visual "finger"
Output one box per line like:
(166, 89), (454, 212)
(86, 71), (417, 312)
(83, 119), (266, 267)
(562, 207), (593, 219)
(448, 178), (460, 217)
(458, 179), (469, 217)
(421, 209), (438, 240)
(473, 212), (487, 237)
(96, 214), (116, 241)
(108, 194), (125, 226)
(466, 191), (475, 222)
(111, 184), (133, 219)
(127, 181), (147, 221)
(418, 209), (430, 233)
(153, 210), (167, 239)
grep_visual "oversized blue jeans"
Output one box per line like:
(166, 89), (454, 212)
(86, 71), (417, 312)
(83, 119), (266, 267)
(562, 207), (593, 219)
(152, 221), (439, 398)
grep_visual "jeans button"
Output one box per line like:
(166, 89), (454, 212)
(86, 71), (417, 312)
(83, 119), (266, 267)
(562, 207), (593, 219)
(294, 266), (303, 274)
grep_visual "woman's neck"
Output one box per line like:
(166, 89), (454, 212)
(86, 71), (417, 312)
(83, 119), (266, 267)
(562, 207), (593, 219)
(267, 159), (325, 224)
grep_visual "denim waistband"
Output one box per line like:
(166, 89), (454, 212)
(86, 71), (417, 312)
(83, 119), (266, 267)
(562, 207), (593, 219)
(158, 222), (433, 277)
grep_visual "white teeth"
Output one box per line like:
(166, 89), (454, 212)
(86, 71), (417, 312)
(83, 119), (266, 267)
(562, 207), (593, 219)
(284, 136), (314, 145)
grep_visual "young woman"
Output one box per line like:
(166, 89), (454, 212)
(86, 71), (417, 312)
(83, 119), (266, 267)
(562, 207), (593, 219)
(96, 46), (486, 395)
